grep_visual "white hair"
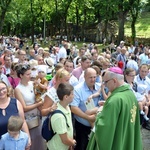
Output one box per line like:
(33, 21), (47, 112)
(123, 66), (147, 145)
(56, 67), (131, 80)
(107, 71), (124, 81)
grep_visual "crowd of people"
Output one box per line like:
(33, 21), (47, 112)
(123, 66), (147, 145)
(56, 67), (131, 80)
(0, 35), (149, 150)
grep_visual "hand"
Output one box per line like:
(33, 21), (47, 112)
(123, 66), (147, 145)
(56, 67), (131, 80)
(37, 78), (41, 84)
(101, 83), (105, 90)
(34, 79), (41, 85)
(26, 138), (31, 150)
(87, 114), (96, 122)
(73, 139), (76, 147)
(37, 100), (43, 106)
(87, 95), (93, 102)
(85, 107), (98, 115)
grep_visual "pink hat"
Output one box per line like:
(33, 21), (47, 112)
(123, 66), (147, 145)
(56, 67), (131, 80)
(108, 67), (123, 75)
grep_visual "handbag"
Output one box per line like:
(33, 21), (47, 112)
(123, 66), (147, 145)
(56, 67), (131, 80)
(26, 116), (39, 129)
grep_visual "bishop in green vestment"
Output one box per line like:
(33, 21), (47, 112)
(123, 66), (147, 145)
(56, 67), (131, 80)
(87, 67), (143, 150)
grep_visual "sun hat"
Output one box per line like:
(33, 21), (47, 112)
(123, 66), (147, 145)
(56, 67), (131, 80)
(44, 57), (54, 67)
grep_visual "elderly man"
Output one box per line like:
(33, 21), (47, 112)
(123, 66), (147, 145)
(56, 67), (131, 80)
(87, 67), (142, 150)
(70, 67), (100, 150)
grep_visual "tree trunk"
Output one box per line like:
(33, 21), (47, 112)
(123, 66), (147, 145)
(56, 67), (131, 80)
(82, 6), (87, 40)
(31, 19), (35, 44)
(104, 20), (108, 40)
(7, 23), (11, 35)
(75, 6), (79, 35)
(117, 11), (126, 45)
(0, 10), (6, 34)
(131, 17), (136, 44)
(0, 0), (12, 34)
(64, 16), (67, 37)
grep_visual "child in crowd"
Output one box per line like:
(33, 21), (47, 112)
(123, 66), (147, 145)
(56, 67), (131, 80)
(0, 116), (29, 150)
(29, 59), (38, 81)
(47, 83), (76, 150)
(34, 67), (48, 102)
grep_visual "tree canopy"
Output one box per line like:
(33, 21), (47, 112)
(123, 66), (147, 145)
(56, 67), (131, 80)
(0, 0), (148, 43)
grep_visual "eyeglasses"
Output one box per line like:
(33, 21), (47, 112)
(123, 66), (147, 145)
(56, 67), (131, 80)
(103, 78), (113, 85)
(0, 87), (7, 93)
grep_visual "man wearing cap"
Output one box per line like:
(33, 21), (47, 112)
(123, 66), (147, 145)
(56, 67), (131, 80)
(87, 67), (142, 150)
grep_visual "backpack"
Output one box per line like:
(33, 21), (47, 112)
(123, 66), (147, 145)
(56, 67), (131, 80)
(41, 109), (69, 141)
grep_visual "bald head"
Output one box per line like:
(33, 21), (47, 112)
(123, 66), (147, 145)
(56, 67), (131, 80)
(84, 68), (97, 89)
(84, 67), (96, 76)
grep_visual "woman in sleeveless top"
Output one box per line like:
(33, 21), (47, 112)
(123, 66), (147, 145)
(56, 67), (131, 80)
(14, 64), (45, 150)
(41, 68), (70, 116)
(0, 81), (30, 149)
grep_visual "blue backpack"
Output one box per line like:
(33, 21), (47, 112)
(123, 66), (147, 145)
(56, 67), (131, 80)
(41, 110), (69, 141)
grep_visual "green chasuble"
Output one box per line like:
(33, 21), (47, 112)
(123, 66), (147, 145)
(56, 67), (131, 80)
(87, 84), (143, 150)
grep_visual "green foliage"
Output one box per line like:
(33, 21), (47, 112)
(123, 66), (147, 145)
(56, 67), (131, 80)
(125, 12), (150, 38)
(0, 0), (149, 41)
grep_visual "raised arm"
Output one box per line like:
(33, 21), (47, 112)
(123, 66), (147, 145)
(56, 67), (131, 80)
(40, 95), (57, 116)
(70, 106), (95, 123)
